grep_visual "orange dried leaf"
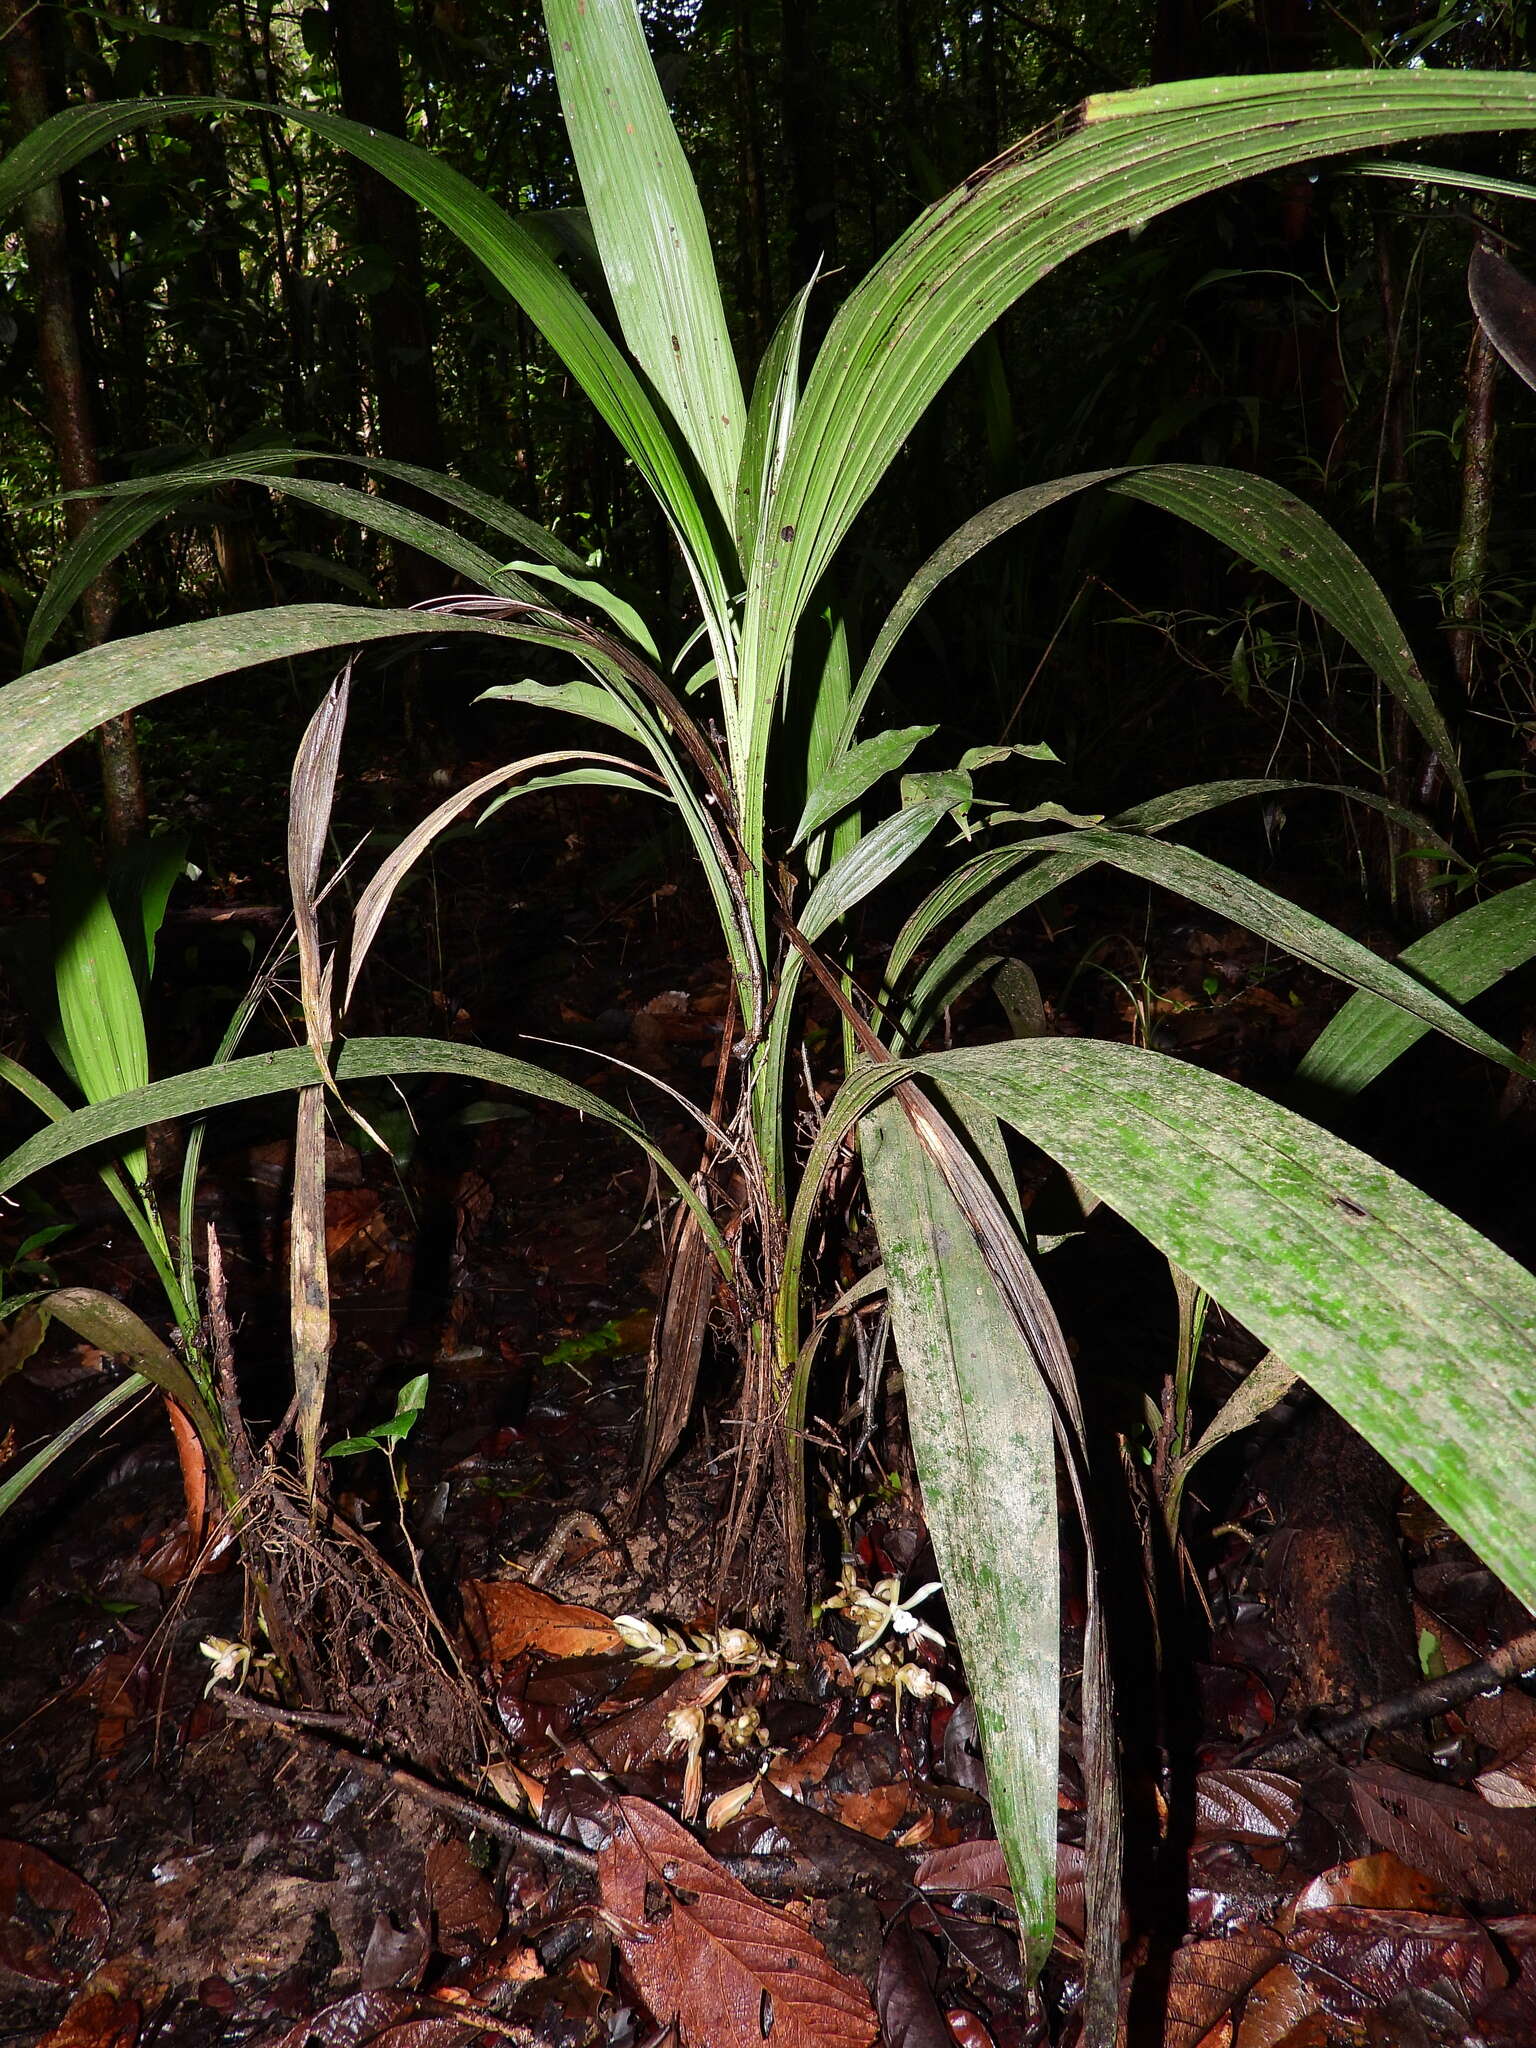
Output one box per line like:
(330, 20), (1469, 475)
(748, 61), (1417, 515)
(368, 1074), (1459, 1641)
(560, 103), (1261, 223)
(461, 1580), (621, 1663)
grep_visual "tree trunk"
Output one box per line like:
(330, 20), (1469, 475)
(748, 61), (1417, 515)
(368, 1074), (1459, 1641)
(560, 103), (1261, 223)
(328, 0), (447, 605)
(3, 0), (145, 844)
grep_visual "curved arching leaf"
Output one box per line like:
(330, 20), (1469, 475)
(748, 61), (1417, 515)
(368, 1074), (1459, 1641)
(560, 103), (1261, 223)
(0, 95), (733, 631)
(1296, 877), (1536, 1101)
(0, 605), (593, 806)
(0, 1037), (730, 1278)
(740, 69), (1536, 837)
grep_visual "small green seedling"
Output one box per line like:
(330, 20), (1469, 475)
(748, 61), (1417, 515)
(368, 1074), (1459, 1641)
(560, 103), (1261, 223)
(326, 1372), (430, 1497)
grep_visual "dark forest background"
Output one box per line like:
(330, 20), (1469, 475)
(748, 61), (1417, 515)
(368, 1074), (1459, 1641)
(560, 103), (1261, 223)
(6, 0), (1536, 886)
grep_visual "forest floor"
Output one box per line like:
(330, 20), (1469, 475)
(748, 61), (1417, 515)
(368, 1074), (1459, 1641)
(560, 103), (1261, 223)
(4, 710), (1536, 2048)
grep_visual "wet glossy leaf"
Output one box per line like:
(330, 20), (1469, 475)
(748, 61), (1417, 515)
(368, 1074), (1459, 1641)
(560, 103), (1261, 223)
(876, 1920), (951, 2048)
(0, 1841), (109, 1986)
(1162, 1930), (1284, 2048)
(1286, 1906), (1505, 2019)
(1194, 1770), (1301, 1847)
(1350, 1765), (1536, 1905)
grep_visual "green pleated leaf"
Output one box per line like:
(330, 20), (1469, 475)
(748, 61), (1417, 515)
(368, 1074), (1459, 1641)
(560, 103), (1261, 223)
(836, 465), (1457, 809)
(345, 752), (660, 1009)
(0, 1373), (144, 1520)
(900, 1036), (1536, 1618)
(0, 1036), (729, 1279)
(887, 780), (1457, 1050)
(23, 467), (543, 667)
(740, 70), (1536, 795)
(977, 826), (1529, 1078)
(479, 677), (653, 744)
(1355, 159), (1536, 204)
(49, 842), (149, 1111)
(861, 1099), (1058, 1971)
(842, 473), (1126, 749)
(1107, 467), (1466, 812)
(1296, 878), (1536, 1101)
(545, 0), (744, 533)
(735, 277), (815, 568)
(796, 798), (949, 946)
(39, 1287), (224, 1464)
(0, 605), (594, 807)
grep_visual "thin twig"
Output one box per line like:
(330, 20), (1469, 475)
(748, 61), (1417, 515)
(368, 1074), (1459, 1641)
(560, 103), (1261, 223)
(211, 1688), (599, 1874)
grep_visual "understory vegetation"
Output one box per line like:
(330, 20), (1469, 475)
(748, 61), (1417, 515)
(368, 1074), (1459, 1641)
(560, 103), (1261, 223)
(6, 2), (1536, 2044)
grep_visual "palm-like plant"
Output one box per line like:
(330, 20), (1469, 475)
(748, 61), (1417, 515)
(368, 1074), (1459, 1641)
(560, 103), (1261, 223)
(8, 14), (1536, 2029)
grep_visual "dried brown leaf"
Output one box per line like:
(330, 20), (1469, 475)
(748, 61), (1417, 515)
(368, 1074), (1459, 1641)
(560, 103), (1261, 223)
(462, 1580), (621, 1664)
(425, 1841), (501, 1950)
(584, 1663), (727, 1772)
(37, 1987), (141, 2048)
(0, 1840), (110, 1986)
(1232, 1964), (1326, 2048)
(1352, 1763), (1536, 1904)
(1287, 1851), (1447, 1920)
(598, 1794), (876, 2048)
(875, 1920), (950, 2048)
(1194, 1770), (1301, 1847)
(1162, 1929), (1284, 2048)
(273, 1990), (419, 2047)
(914, 1840), (1012, 1908)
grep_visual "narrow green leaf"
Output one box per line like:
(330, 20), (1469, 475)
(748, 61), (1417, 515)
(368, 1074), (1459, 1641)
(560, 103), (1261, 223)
(1296, 878), (1536, 1101)
(0, 97), (731, 628)
(797, 799), (949, 946)
(1354, 159), (1536, 204)
(479, 677), (653, 744)
(741, 70), (1536, 819)
(862, 1100), (1058, 1971)
(40, 1286), (222, 1455)
(887, 780), (1457, 1050)
(1108, 467), (1467, 813)
(792, 725), (936, 849)
(544, 0), (745, 530)
(24, 467), (542, 667)
(736, 279), (815, 565)
(842, 474), (1125, 751)
(0, 1373), (144, 1520)
(49, 847), (151, 1193)
(1014, 827), (1530, 1079)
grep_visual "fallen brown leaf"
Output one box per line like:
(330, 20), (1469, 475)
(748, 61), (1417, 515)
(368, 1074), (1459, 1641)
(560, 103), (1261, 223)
(1161, 1929), (1284, 2048)
(37, 1987), (141, 2048)
(1233, 1962), (1326, 2048)
(599, 1794), (876, 2048)
(425, 1840), (501, 1952)
(0, 1840), (110, 1986)
(1351, 1764), (1536, 1904)
(461, 1579), (621, 1663)
(1286, 1906), (1506, 2019)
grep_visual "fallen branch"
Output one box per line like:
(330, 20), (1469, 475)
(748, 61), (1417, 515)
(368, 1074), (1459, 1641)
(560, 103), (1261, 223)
(1251, 1621), (1536, 1769)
